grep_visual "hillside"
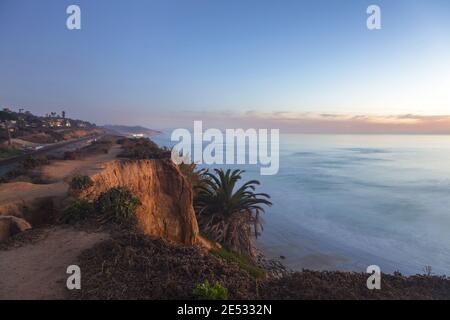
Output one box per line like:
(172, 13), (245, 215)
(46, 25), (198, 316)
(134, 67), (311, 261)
(103, 125), (160, 137)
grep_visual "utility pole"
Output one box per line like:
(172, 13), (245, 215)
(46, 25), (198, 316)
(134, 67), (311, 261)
(5, 122), (11, 146)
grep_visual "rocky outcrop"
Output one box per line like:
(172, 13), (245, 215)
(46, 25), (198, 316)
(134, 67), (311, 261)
(0, 216), (32, 242)
(80, 159), (199, 245)
(0, 182), (66, 230)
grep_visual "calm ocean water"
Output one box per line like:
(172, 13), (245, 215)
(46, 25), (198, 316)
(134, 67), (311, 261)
(153, 133), (450, 275)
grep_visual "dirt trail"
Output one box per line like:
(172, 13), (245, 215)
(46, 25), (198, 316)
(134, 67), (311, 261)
(40, 144), (123, 183)
(0, 144), (121, 299)
(0, 227), (109, 300)
(0, 145), (122, 217)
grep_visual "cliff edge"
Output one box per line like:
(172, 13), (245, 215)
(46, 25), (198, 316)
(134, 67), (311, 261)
(80, 159), (199, 246)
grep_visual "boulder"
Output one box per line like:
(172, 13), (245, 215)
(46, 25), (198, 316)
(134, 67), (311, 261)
(0, 216), (32, 242)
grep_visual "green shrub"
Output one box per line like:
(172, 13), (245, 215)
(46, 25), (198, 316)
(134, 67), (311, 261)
(192, 280), (228, 300)
(118, 138), (170, 159)
(0, 147), (23, 160)
(61, 199), (94, 224)
(70, 175), (93, 191)
(211, 248), (266, 279)
(95, 187), (140, 222)
(21, 155), (49, 170)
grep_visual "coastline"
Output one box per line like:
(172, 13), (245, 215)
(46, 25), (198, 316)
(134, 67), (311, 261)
(151, 132), (450, 277)
(0, 133), (449, 299)
(151, 133), (343, 274)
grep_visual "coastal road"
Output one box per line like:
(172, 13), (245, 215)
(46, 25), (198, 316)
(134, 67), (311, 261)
(0, 134), (103, 176)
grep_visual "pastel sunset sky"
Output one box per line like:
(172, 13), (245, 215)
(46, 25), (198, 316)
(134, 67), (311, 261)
(0, 0), (449, 132)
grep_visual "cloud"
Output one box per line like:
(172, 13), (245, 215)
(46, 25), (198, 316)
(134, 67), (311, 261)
(111, 109), (450, 134)
(156, 111), (450, 134)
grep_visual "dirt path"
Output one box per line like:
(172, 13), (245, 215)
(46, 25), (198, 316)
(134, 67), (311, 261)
(0, 145), (121, 299)
(0, 145), (122, 218)
(0, 227), (109, 300)
(40, 144), (123, 183)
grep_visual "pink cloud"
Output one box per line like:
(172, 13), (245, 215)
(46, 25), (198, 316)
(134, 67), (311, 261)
(165, 111), (450, 134)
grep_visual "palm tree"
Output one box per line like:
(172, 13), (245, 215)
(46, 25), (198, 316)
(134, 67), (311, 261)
(178, 159), (208, 198)
(195, 169), (272, 257)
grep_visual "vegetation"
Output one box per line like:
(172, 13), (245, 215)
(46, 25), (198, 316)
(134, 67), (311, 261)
(0, 147), (23, 159)
(192, 280), (228, 300)
(95, 187), (140, 223)
(117, 138), (170, 159)
(64, 136), (115, 160)
(0, 110), (17, 145)
(63, 185), (140, 225)
(0, 108), (96, 146)
(0, 110), (18, 121)
(0, 154), (49, 183)
(211, 248), (266, 279)
(21, 155), (49, 170)
(73, 231), (450, 300)
(69, 175), (93, 191)
(178, 162), (208, 197)
(72, 232), (261, 300)
(195, 169), (272, 257)
(61, 199), (94, 224)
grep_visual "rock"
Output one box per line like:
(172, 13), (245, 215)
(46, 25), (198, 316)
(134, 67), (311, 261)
(80, 159), (199, 245)
(0, 216), (32, 242)
(255, 250), (290, 279)
(197, 235), (221, 250)
(0, 182), (65, 226)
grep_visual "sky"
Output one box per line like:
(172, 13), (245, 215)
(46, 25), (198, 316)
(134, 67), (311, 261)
(0, 0), (450, 132)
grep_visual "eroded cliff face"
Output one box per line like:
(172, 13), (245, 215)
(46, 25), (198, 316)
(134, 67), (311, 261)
(0, 182), (66, 227)
(80, 159), (199, 246)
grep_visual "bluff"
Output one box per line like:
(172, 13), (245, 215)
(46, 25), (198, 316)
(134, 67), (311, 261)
(80, 159), (199, 245)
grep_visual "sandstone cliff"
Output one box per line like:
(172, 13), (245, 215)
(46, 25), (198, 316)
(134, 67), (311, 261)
(80, 159), (199, 246)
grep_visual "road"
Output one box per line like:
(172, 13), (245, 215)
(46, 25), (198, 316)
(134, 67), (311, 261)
(0, 134), (103, 176)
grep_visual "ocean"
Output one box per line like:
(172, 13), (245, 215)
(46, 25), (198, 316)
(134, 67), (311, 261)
(153, 133), (450, 276)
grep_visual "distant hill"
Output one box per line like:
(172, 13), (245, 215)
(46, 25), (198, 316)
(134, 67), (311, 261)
(103, 125), (161, 137)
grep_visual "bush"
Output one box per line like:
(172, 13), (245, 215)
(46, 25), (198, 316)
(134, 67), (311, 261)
(0, 147), (23, 160)
(116, 137), (127, 145)
(21, 155), (49, 170)
(211, 248), (266, 279)
(70, 175), (93, 191)
(61, 199), (94, 224)
(95, 187), (140, 223)
(192, 280), (228, 300)
(118, 138), (170, 160)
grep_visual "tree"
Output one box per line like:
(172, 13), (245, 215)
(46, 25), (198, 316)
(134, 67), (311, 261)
(0, 111), (16, 146)
(195, 169), (272, 257)
(178, 161), (208, 198)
